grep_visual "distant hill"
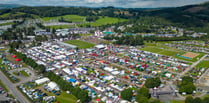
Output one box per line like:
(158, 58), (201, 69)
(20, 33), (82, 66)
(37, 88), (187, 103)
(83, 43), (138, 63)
(0, 4), (24, 9)
(146, 2), (209, 28)
(0, 2), (209, 32)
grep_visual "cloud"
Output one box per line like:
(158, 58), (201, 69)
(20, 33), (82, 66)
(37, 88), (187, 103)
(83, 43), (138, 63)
(1, 0), (209, 8)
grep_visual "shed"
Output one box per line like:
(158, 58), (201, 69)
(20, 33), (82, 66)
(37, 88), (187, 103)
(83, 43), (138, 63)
(47, 82), (60, 91)
(95, 45), (105, 49)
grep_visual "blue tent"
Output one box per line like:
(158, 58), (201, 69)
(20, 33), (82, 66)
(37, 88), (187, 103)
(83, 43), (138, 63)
(69, 78), (76, 83)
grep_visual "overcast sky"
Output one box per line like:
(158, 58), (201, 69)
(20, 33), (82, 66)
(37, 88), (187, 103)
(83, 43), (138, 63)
(1, 0), (209, 8)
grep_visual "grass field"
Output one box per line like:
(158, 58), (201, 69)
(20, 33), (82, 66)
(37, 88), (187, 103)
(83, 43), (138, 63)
(170, 100), (184, 103)
(0, 12), (26, 18)
(37, 86), (77, 103)
(47, 25), (75, 29)
(0, 79), (9, 92)
(140, 46), (179, 56)
(79, 33), (92, 36)
(20, 70), (29, 77)
(0, 22), (14, 26)
(42, 15), (85, 22)
(64, 40), (95, 49)
(79, 17), (127, 27)
(142, 42), (205, 62)
(196, 60), (209, 68)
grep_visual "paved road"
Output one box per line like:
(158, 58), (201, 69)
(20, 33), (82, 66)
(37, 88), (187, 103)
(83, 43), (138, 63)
(0, 71), (30, 103)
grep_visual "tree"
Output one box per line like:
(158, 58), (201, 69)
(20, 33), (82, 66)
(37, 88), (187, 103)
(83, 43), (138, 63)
(185, 96), (193, 103)
(121, 88), (133, 101)
(137, 87), (150, 98)
(136, 97), (149, 103)
(150, 100), (161, 103)
(145, 77), (161, 88)
(182, 76), (193, 83)
(202, 97), (209, 103)
(180, 76), (196, 94)
(193, 97), (201, 103)
(78, 90), (90, 103)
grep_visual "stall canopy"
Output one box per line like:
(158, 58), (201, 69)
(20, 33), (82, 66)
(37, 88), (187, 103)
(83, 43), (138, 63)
(12, 55), (17, 58)
(96, 99), (101, 101)
(69, 78), (76, 83)
(16, 58), (21, 61)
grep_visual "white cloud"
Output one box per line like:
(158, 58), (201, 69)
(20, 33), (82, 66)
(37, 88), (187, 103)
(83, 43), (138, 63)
(1, 0), (209, 8)
(85, 0), (104, 3)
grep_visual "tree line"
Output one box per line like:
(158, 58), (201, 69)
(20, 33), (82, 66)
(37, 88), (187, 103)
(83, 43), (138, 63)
(104, 35), (144, 46)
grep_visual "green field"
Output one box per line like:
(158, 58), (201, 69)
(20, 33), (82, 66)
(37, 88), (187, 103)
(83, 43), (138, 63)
(170, 100), (184, 103)
(140, 46), (179, 56)
(0, 79), (9, 92)
(42, 15), (85, 22)
(79, 17), (127, 27)
(37, 86), (78, 103)
(56, 92), (78, 103)
(47, 25), (76, 29)
(142, 42), (206, 62)
(0, 22), (14, 26)
(79, 33), (92, 36)
(196, 60), (209, 68)
(0, 12), (26, 18)
(64, 40), (95, 49)
(20, 70), (29, 77)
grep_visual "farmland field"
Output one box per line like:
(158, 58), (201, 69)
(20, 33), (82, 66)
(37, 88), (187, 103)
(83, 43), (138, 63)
(64, 40), (95, 49)
(78, 17), (127, 27)
(41, 15), (85, 22)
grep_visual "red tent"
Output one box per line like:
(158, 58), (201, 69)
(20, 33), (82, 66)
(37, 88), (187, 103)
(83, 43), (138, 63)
(16, 58), (21, 61)
(12, 55), (17, 58)
(96, 99), (100, 101)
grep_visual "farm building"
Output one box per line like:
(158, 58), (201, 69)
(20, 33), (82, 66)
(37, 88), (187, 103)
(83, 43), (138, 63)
(34, 29), (52, 35)
(35, 77), (50, 85)
(47, 82), (60, 91)
(95, 45), (105, 49)
(69, 28), (95, 34)
(57, 42), (77, 49)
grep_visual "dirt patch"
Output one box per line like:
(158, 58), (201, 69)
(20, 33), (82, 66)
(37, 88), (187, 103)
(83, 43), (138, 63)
(182, 52), (199, 58)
